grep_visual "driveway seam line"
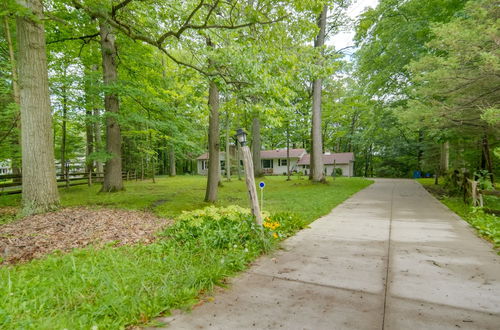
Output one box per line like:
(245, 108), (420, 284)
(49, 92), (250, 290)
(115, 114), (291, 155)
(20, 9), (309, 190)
(382, 183), (395, 330)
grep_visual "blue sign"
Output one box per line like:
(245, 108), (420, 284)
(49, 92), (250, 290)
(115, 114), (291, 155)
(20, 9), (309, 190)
(259, 181), (265, 189)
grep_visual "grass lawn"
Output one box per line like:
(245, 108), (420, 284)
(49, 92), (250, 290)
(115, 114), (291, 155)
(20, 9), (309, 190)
(0, 175), (372, 329)
(1, 175), (370, 224)
(417, 178), (500, 250)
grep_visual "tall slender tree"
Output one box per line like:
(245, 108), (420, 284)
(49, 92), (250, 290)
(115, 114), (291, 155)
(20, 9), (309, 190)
(310, 4), (327, 182)
(251, 114), (263, 177)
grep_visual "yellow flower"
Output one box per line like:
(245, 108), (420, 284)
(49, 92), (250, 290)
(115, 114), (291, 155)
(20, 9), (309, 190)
(273, 233), (278, 239)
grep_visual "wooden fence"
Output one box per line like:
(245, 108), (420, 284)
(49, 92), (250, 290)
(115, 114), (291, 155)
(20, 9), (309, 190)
(0, 171), (137, 195)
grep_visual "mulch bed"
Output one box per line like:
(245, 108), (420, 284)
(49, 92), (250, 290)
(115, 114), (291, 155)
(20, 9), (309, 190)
(0, 207), (172, 265)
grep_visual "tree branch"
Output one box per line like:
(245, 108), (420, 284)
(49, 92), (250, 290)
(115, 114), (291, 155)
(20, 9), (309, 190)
(47, 32), (99, 44)
(112, 0), (134, 17)
(157, 0), (206, 44)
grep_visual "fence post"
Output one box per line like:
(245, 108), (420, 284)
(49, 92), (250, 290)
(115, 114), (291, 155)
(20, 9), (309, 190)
(470, 179), (478, 206)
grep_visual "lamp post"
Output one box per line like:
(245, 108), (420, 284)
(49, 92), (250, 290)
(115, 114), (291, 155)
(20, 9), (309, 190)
(233, 136), (242, 181)
(235, 128), (263, 225)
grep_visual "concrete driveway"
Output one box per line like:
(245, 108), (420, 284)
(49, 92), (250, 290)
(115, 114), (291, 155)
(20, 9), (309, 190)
(155, 179), (500, 330)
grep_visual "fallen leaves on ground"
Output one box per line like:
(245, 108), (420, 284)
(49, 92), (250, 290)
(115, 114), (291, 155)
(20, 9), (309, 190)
(0, 207), (172, 265)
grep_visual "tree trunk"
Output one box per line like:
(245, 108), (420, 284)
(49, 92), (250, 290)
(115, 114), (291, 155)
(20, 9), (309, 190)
(204, 79), (220, 202)
(169, 145), (176, 176)
(225, 110), (231, 181)
(310, 5), (327, 183)
(3, 16), (22, 181)
(482, 135), (494, 184)
(85, 109), (94, 174)
(16, 0), (59, 214)
(99, 22), (123, 192)
(417, 129), (423, 171)
(236, 141), (242, 180)
(251, 115), (262, 177)
(93, 106), (104, 174)
(347, 111), (358, 152)
(440, 141), (449, 176)
(84, 67), (95, 174)
(286, 121), (291, 181)
(60, 83), (68, 175)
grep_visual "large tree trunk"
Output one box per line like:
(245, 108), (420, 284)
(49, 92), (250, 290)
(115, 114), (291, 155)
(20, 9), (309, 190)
(204, 79), (220, 202)
(251, 115), (262, 177)
(169, 145), (176, 176)
(3, 16), (22, 181)
(16, 0), (59, 214)
(99, 22), (123, 192)
(310, 5), (327, 182)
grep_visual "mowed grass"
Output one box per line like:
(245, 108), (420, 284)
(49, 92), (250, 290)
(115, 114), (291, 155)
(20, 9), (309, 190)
(0, 175), (372, 329)
(0, 175), (372, 224)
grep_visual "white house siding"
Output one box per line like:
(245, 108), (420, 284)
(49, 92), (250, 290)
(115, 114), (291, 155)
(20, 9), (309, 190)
(197, 160), (207, 175)
(263, 159), (299, 175)
(197, 154), (227, 175)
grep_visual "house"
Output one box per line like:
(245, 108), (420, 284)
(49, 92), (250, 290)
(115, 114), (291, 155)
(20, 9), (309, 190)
(297, 152), (354, 177)
(196, 149), (355, 177)
(196, 147), (238, 176)
(0, 160), (12, 175)
(259, 148), (307, 175)
(197, 148), (306, 176)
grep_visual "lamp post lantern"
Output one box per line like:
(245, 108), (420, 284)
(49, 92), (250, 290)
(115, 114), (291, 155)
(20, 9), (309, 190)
(236, 128), (247, 146)
(235, 128), (262, 225)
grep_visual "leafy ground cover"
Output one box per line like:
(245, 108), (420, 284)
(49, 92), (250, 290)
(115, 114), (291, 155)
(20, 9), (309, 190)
(417, 178), (500, 250)
(0, 176), (371, 329)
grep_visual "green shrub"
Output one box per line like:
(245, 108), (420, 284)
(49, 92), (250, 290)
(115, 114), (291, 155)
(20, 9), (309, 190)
(263, 212), (307, 240)
(163, 206), (274, 255)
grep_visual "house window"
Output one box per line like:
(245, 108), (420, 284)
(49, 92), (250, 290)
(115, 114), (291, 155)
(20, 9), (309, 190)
(262, 159), (273, 169)
(278, 159), (287, 166)
(220, 160), (225, 170)
(201, 160), (208, 170)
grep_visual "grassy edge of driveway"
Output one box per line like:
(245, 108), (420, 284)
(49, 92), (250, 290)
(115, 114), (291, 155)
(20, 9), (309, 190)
(417, 178), (500, 252)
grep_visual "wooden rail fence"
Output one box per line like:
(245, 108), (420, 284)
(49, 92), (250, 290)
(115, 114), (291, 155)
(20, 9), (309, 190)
(467, 179), (500, 215)
(0, 171), (138, 195)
